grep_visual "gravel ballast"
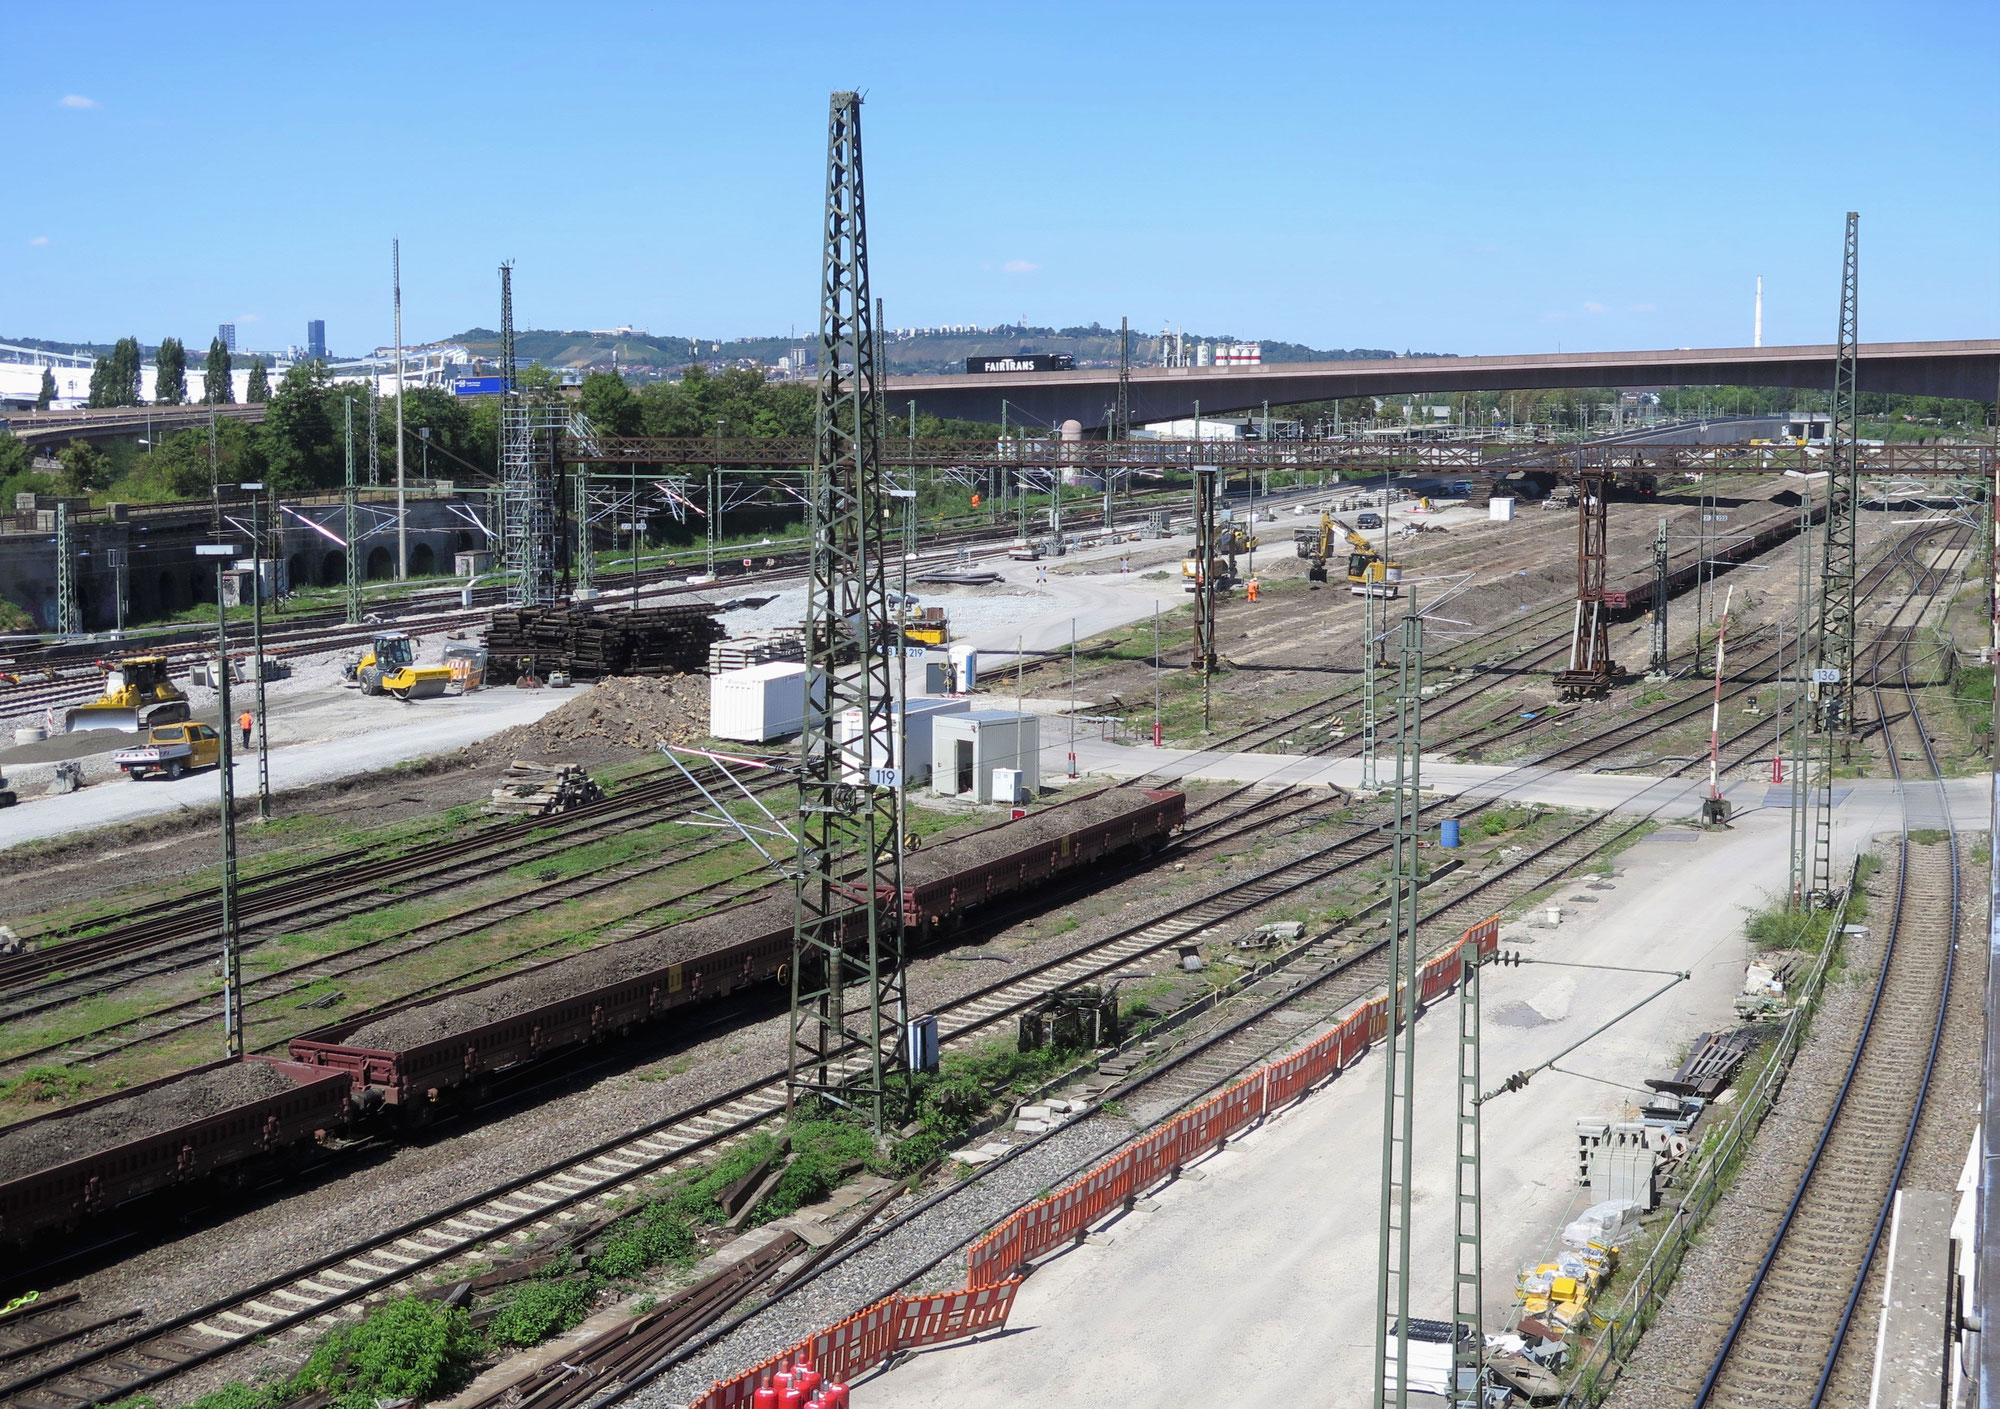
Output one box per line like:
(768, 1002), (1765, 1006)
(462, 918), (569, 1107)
(332, 789), (1167, 1053)
(0, 1062), (297, 1183)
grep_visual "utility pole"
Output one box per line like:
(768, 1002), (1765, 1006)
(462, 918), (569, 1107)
(367, 383), (380, 487)
(1810, 212), (1860, 901)
(788, 90), (906, 1135)
(108, 546), (126, 635)
(1192, 465), (1219, 732)
(1361, 583), (1379, 790)
(244, 484), (272, 820)
(393, 237), (407, 580)
(1375, 610), (1425, 1409)
(1647, 517), (1670, 677)
(196, 539), (244, 1057)
(1452, 932), (1484, 1409)
(575, 470), (594, 593)
(344, 401), (361, 625)
(1115, 316), (1131, 443)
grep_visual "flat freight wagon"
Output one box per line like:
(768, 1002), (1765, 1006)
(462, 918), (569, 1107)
(0, 1057), (350, 1248)
(291, 788), (1183, 1111)
(1601, 497), (1816, 614)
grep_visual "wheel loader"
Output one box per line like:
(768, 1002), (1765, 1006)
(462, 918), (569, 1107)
(341, 632), (454, 700)
(65, 654), (192, 733)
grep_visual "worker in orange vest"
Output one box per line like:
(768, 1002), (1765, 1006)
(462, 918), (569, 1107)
(238, 710), (254, 748)
(1246, 578), (1260, 602)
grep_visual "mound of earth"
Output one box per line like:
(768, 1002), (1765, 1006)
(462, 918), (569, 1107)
(474, 674), (710, 761)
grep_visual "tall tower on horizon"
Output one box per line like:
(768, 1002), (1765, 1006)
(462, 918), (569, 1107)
(307, 319), (326, 360)
(218, 322), (237, 353)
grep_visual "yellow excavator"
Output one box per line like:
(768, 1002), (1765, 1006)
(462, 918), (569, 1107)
(341, 632), (454, 700)
(65, 654), (191, 733)
(1294, 512), (1401, 592)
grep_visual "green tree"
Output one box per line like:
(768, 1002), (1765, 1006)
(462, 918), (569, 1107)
(154, 337), (188, 405)
(36, 368), (55, 410)
(86, 337), (142, 407)
(260, 360), (337, 488)
(57, 439), (109, 495)
(152, 420), (263, 499)
(245, 358), (271, 403)
(578, 370), (641, 435)
(203, 337), (235, 404)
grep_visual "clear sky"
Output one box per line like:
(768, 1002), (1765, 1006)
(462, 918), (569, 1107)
(5, 1), (1995, 360)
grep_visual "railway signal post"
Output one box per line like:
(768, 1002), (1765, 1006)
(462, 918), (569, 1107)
(787, 90), (909, 1134)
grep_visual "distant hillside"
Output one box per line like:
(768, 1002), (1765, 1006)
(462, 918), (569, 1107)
(448, 324), (1420, 378)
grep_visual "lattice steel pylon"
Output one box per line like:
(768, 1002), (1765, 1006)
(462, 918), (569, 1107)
(1810, 211), (1860, 900)
(1647, 517), (1670, 676)
(1115, 316), (1131, 441)
(500, 261), (517, 393)
(366, 383), (380, 488)
(53, 502), (79, 636)
(1451, 938), (1483, 1409)
(1375, 612), (1425, 1409)
(787, 90), (907, 1135)
(1554, 471), (1619, 697)
(501, 402), (563, 607)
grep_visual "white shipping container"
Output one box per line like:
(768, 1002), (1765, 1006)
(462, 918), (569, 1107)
(709, 662), (809, 741)
(1489, 497), (1515, 522)
(839, 697), (970, 784)
(931, 711), (1040, 803)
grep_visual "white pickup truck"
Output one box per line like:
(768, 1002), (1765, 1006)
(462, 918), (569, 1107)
(113, 723), (223, 780)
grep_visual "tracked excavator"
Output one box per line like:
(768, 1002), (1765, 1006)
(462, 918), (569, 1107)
(1293, 512), (1402, 594)
(341, 632), (455, 700)
(65, 655), (191, 733)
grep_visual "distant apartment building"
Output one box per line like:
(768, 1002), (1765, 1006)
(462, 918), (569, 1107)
(307, 319), (326, 360)
(218, 322), (237, 352)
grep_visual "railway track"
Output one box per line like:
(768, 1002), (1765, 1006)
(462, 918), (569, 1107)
(0, 544), (1919, 1409)
(1683, 653), (1961, 1403)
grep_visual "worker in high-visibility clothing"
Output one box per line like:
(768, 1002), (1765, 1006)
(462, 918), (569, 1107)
(1246, 578), (1260, 602)
(238, 710), (254, 747)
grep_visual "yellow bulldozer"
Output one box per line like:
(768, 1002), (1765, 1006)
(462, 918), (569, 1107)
(65, 654), (191, 734)
(341, 632), (454, 700)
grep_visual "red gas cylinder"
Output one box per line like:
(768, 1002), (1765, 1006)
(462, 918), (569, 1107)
(772, 1373), (793, 1393)
(779, 1391), (803, 1409)
(823, 1386), (850, 1409)
(796, 1366), (822, 1395)
(754, 1387), (778, 1409)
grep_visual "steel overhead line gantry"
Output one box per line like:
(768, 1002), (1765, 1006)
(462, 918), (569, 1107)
(497, 263), (562, 608)
(787, 90), (907, 1135)
(1810, 212), (1861, 901)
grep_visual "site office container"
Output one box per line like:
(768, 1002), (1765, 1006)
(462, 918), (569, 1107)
(840, 697), (971, 786)
(290, 790), (1188, 1109)
(709, 663), (813, 742)
(0, 1056), (349, 1247)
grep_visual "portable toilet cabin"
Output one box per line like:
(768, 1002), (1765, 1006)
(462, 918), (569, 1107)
(931, 711), (1040, 803)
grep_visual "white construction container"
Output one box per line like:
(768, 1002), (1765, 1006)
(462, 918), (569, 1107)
(931, 711), (1040, 803)
(1489, 497), (1515, 522)
(709, 662), (809, 741)
(839, 697), (970, 785)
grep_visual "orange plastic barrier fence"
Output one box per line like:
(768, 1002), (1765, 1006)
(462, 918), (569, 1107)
(688, 1280), (1023, 1408)
(966, 915), (1499, 1288)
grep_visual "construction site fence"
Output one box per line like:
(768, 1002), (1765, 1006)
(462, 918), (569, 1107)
(1555, 881), (1856, 1407)
(966, 915), (1500, 1289)
(688, 1280), (1023, 1408)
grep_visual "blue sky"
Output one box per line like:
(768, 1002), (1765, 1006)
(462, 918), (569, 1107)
(5, 1), (1995, 359)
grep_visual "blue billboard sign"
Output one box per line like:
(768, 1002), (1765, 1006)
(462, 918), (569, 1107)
(451, 376), (506, 397)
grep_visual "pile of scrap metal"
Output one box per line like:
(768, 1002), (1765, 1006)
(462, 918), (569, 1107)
(482, 760), (606, 817)
(1017, 984), (1119, 1053)
(1733, 958), (1795, 1018)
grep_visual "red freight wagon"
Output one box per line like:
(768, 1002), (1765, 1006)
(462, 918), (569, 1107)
(290, 789), (1185, 1111)
(0, 1056), (349, 1248)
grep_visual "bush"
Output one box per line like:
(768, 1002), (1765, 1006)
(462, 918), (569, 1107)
(595, 1203), (698, 1279)
(755, 1119), (879, 1223)
(489, 1277), (597, 1347)
(292, 1297), (479, 1409)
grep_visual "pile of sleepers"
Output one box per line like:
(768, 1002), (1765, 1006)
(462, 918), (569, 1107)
(483, 604), (726, 681)
(483, 761), (605, 817)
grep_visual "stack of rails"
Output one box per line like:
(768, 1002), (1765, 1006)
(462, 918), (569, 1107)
(483, 604), (727, 682)
(0, 789), (1183, 1249)
(1601, 492), (1817, 616)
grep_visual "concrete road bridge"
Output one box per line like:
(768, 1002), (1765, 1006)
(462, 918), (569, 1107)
(3, 403), (265, 449)
(890, 338), (2000, 428)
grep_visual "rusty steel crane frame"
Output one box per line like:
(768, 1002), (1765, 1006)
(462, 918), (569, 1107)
(786, 91), (908, 1134)
(1554, 470), (1621, 699)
